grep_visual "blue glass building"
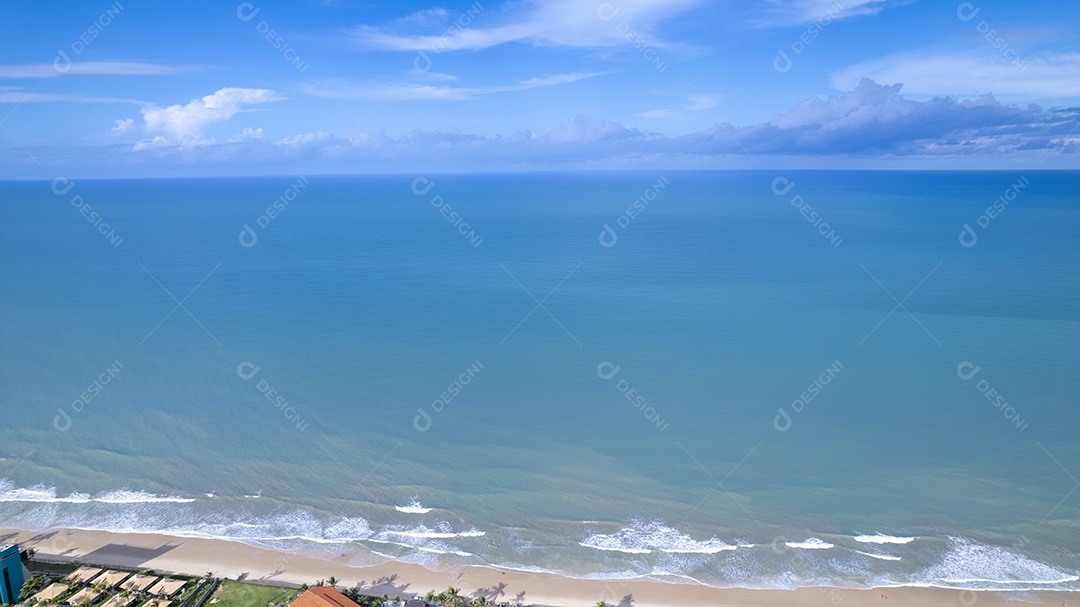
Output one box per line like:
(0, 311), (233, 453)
(0, 544), (25, 605)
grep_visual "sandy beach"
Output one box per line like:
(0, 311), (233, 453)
(3, 527), (1076, 607)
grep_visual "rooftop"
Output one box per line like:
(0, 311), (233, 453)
(291, 587), (356, 607)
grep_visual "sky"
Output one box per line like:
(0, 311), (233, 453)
(1, 0), (1078, 177)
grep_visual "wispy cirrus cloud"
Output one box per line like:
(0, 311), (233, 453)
(0, 61), (202, 78)
(0, 90), (143, 105)
(753, 0), (899, 27)
(833, 50), (1080, 98)
(308, 72), (606, 101)
(347, 0), (699, 52)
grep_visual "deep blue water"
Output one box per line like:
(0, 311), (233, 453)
(1, 171), (1078, 590)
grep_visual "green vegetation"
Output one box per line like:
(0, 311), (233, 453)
(24, 561), (78, 578)
(210, 581), (298, 607)
(19, 575), (48, 599)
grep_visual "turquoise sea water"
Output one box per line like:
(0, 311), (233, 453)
(1, 171), (1078, 591)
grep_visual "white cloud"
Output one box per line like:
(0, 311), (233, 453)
(0, 61), (201, 78)
(636, 91), (722, 120)
(131, 136), (170, 151)
(228, 127), (264, 143)
(140, 88), (280, 141)
(110, 80), (1078, 169)
(755, 0), (897, 27)
(410, 68), (458, 82)
(348, 0), (699, 52)
(310, 72), (604, 101)
(685, 93), (723, 111)
(111, 118), (135, 134)
(0, 88), (142, 104)
(833, 50), (1080, 98)
(639, 109), (675, 119)
(275, 131), (333, 147)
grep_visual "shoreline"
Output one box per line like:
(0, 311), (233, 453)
(5, 527), (1079, 607)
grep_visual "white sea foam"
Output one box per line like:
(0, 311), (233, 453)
(0, 480), (194, 504)
(379, 523), (484, 539)
(95, 490), (196, 504)
(917, 537), (1079, 588)
(395, 498), (432, 514)
(580, 520), (736, 555)
(415, 545), (473, 557)
(784, 538), (834, 550)
(368, 537), (474, 558)
(580, 543), (653, 554)
(856, 550), (902, 561)
(854, 534), (915, 545)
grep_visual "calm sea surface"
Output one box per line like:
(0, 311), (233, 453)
(1, 171), (1078, 590)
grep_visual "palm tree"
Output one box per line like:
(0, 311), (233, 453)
(443, 587), (463, 607)
(326, 577), (338, 589)
(596, 602), (610, 607)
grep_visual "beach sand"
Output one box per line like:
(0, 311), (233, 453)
(3, 527), (1075, 607)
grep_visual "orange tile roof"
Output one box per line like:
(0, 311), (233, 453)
(291, 587), (355, 607)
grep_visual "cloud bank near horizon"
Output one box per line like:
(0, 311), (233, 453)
(8, 79), (1074, 176)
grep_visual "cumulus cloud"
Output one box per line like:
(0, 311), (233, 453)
(275, 131), (333, 147)
(228, 127), (264, 143)
(139, 88), (280, 141)
(684, 79), (1079, 156)
(111, 118), (135, 134)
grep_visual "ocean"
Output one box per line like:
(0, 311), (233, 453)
(1, 171), (1078, 592)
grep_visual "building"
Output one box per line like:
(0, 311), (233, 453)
(291, 587), (356, 607)
(0, 543), (26, 605)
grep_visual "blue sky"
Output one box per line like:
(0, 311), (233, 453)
(1, 0), (1078, 176)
